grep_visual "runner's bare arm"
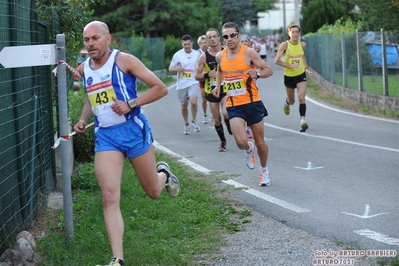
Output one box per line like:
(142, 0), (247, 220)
(213, 52), (223, 98)
(74, 98), (92, 133)
(274, 41), (291, 68)
(246, 48), (273, 79)
(195, 53), (206, 81)
(116, 52), (168, 108)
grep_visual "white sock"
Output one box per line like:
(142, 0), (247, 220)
(246, 144), (252, 153)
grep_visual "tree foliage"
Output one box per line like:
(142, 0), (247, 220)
(353, 0), (399, 31)
(311, 18), (363, 35)
(251, 0), (278, 19)
(301, 0), (346, 34)
(215, 0), (252, 28)
(90, 0), (277, 37)
(216, 0), (277, 29)
(300, 0), (399, 34)
(91, 0), (220, 38)
(35, 0), (95, 64)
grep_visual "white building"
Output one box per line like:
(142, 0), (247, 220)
(244, 0), (302, 32)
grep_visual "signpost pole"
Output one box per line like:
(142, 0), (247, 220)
(56, 34), (74, 242)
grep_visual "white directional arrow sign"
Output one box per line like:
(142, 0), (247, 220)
(0, 44), (56, 68)
(342, 204), (388, 219)
(294, 161), (324, 171)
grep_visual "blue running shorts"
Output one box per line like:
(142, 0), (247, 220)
(227, 101), (268, 126)
(94, 113), (153, 159)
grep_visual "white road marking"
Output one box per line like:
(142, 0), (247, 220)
(354, 229), (399, 246)
(294, 161), (324, 170)
(153, 141), (211, 174)
(342, 204), (388, 219)
(264, 122), (399, 153)
(222, 179), (310, 213)
(306, 96), (399, 124)
(154, 141), (310, 213)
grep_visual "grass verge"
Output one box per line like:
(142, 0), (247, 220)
(307, 80), (399, 120)
(36, 153), (252, 265)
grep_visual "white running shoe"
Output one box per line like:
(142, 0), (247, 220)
(183, 124), (190, 135)
(259, 167), (271, 187)
(202, 115), (208, 124)
(244, 141), (256, 169)
(157, 161), (180, 197)
(191, 120), (200, 132)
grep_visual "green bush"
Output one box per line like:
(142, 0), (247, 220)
(68, 88), (95, 163)
(164, 35), (182, 69)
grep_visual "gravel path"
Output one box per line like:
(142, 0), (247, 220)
(198, 195), (380, 266)
(46, 190), (382, 266)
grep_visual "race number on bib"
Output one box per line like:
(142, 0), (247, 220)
(180, 71), (193, 78)
(86, 80), (117, 116)
(224, 76), (246, 97)
(289, 55), (302, 65)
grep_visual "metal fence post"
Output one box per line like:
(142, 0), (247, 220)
(381, 29), (389, 96)
(330, 34), (335, 84)
(356, 30), (363, 92)
(56, 34), (74, 243)
(341, 32), (347, 87)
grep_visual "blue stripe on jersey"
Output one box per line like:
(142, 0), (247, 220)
(111, 57), (140, 120)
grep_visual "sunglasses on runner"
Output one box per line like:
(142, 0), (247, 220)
(222, 32), (239, 39)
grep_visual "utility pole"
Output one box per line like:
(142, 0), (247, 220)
(283, 0), (287, 40)
(295, 0), (300, 26)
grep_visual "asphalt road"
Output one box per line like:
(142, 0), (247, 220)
(143, 61), (399, 252)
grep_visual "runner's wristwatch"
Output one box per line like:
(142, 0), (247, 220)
(128, 99), (137, 109)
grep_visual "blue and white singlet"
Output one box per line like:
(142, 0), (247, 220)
(83, 49), (140, 128)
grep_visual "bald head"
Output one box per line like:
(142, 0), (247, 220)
(83, 21), (112, 62)
(84, 21), (110, 35)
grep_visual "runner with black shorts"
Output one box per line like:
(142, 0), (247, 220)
(274, 24), (312, 132)
(195, 28), (231, 152)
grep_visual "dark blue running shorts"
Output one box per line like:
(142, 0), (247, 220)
(227, 101), (268, 126)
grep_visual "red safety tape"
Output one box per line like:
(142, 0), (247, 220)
(53, 62), (81, 79)
(52, 122), (94, 149)
(65, 62), (81, 79)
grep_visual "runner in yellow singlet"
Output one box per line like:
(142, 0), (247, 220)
(274, 24), (313, 132)
(213, 22), (274, 187)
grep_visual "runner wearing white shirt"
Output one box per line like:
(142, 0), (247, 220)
(169, 35), (201, 135)
(259, 38), (267, 62)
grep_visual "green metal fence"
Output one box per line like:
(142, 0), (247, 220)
(0, 0), (57, 253)
(118, 37), (165, 71)
(304, 30), (399, 97)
